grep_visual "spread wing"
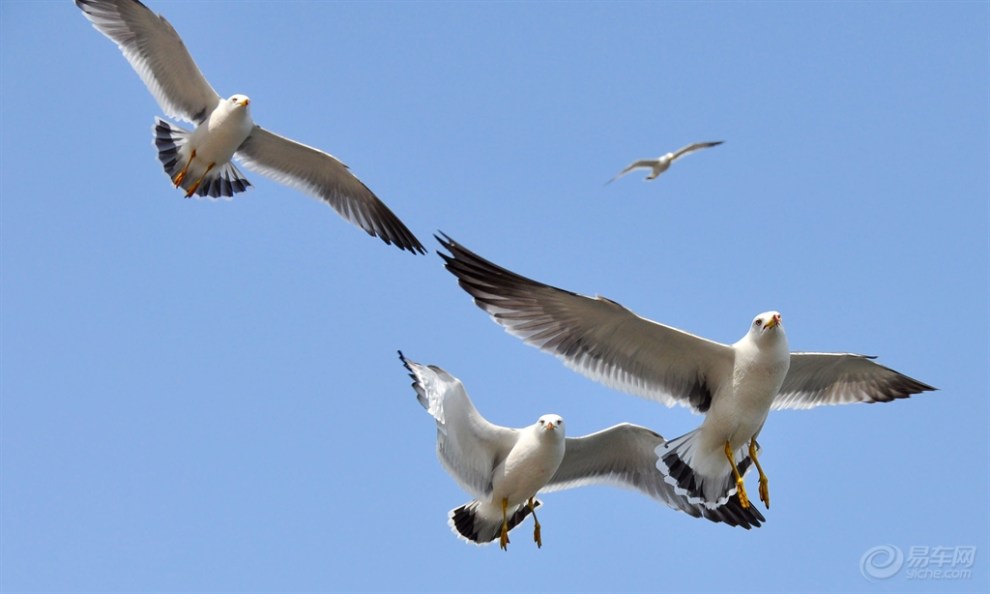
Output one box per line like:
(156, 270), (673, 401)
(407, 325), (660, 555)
(670, 141), (724, 161)
(400, 352), (517, 499)
(606, 159), (657, 185)
(544, 423), (765, 529)
(772, 352), (936, 410)
(436, 233), (734, 413)
(76, 0), (221, 124)
(237, 127), (425, 254)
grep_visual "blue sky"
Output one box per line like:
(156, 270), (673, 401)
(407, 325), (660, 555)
(2, 1), (988, 592)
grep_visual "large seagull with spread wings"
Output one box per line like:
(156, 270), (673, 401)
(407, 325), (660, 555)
(437, 233), (936, 511)
(76, 0), (424, 254)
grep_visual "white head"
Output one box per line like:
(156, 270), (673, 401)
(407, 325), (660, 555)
(747, 310), (785, 345)
(536, 414), (565, 439)
(227, 94), (251, 111)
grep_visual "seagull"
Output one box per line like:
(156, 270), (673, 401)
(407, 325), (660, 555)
(75, 0), (425, 254)
(606, 141), (724, 184)
(400, 351), (764, 550)
(436, 233), (937, 510)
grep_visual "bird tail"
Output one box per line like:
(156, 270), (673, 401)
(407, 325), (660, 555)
(655, 428), (754, 510)
(448, 499), (540, 545)
(152, 118), (251, 198)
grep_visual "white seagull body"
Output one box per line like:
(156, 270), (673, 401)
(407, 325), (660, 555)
(76, 0), (424, 254)
(400, 351), (764, 550)
(607, 141), (724, 184)
(436, 234), (937, 510)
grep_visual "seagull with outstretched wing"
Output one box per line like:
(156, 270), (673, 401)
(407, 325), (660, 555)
(607, 141), (724, 184)
(436, 233), (937, 511)
(400, 351), (764, 550)
(76, 0), (424, 254)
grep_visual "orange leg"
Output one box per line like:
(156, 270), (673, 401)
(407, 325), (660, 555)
(185, 162), (215, 198)
(725, 441), (750, 509)
(749, 439), (770, 509)
(172, 149), (197, 188)
(529, 498), (542, 549)
(499, 497), (510, 551)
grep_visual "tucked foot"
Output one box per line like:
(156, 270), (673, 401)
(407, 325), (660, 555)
(499, 526), (510, 551)
(185, 162), (215, 197)
(724, 440), (749, 508)
(759, 475), (770, 510)
(749, 438), (770, 509)
(173, 149), (196, 188)
(499, 497), (510, 551)
(736, 477), (750, 509)
(528, 498), (542, 549)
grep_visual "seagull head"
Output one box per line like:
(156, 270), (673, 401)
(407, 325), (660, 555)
(536, 414), (565, 438)
(228, 94), (251, 109)
(749, 311), (784, 342)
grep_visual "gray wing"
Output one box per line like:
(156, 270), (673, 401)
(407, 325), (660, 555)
(237, 127), (425, 254)
(76, 0), (221, 124)
(771, 352), (936, 410)
(543, 423), (764, 529)
(670, 141), (724, 161)
(436, 233), (734, 414)
(399, 352), (517, 499)
(606, 159), (656, 185)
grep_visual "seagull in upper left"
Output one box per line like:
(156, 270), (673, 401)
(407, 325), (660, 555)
(75, 0), (425, 254)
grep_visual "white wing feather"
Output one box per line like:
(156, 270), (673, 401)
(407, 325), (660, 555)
(400, 353), (517, 499)
(437, 234), (735, 413)
(772, 352), (936, 410)
(76, 0), (221, 123)
(237, 127), (425, 253)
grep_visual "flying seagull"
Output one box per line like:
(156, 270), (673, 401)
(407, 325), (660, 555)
(75, 0), (425, 254)
(436, 233), (936, 510)
(400, 351), (764, 550)
(606, 141), (724, 184)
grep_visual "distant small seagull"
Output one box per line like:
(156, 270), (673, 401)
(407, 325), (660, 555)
(436, 233), (937, 511)
(399, 351), (763, 551)
(606, 141), (724, 184)
(76, 0), (424, 254)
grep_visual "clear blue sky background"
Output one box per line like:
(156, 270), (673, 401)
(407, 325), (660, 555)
(2, 1), (988, 593)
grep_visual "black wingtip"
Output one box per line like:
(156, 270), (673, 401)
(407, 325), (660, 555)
(434, 231), (454, 249)
(392, 235), (427, 255)
(398, 349), (414, 374)
(434, 231), (459, 264)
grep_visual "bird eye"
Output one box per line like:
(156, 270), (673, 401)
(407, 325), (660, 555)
(754, 319), (763, 327)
